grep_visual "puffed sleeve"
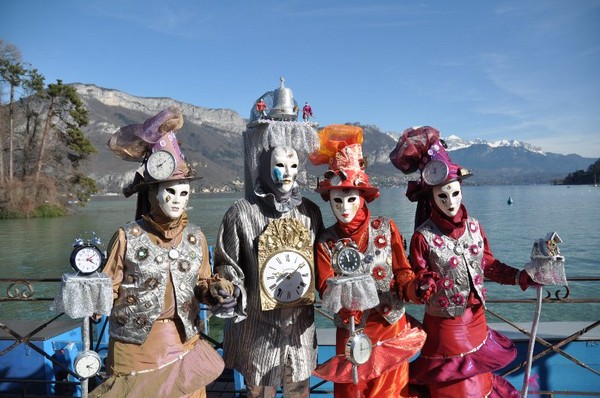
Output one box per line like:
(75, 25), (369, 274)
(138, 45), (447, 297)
(101, 228), (127, 300)
(405, 231), (431, 303)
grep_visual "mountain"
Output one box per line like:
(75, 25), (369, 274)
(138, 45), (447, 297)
(71, 84), (595, 193)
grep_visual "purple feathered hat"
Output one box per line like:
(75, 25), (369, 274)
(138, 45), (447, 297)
(108, 106), (200, 219)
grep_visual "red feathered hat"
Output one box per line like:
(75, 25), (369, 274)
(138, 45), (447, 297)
(310, 124), (380, 203)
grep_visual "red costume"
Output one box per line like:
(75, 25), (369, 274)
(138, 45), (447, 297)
(311, 125), (425, 398)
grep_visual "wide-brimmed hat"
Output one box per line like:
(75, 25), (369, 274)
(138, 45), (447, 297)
(108, 106), (199, 197)
(389, 126), (471, 200)
(310, 124), (380, 203)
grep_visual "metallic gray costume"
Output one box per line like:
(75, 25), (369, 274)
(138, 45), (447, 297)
(215, 191), (323, 386)
(110, 221), (203, 344)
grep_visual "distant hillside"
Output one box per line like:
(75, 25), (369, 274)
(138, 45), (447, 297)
(70, 84), (596, 193)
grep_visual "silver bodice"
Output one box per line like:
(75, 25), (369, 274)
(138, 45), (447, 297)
(109, 221), (204, 344)
(418, 217), (485, 318)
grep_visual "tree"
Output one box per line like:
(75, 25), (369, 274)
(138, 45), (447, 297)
(34, 80), (89, 178)
(0, 40), (23, 182)
(18, 68), (45, 176)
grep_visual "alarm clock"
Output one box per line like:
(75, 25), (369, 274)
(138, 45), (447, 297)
(70, 233), (105, 275)
(74, 349), (102, 379)
(332, 241), (363, 276)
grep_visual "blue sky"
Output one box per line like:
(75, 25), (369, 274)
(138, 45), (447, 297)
(1, 1), (599, 157)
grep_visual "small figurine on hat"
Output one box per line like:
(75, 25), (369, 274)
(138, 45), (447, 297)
(310, 124), (426, 397)
(90, 106), (235, 398)
(389, 126), (540, 398)
(302, 102), (313, 122)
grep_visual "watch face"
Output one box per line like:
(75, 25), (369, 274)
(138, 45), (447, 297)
(70, 245), (104, 274)
(422, 159), (449, 186)
(261, 251), (313, 303)
(333, 247), (362, 275)
(74, 350), (101, 378)
(346, 333), (373, 365)
(146, 150), (176, 181)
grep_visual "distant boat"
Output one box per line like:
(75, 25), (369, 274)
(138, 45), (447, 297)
(507, 196), (514, 205)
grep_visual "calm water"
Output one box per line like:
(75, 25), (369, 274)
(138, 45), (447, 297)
(1, 185), (599, 325)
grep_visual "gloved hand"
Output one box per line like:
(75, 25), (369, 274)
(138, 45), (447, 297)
(209, 275), (235, 302)
(211, 286), (241, 316)
(415, 271), (439, 304)
(338, 308), (363, 325)
(518, 270), (542, 291)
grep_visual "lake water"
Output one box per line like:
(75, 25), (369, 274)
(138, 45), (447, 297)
(1, 185), (599, 326)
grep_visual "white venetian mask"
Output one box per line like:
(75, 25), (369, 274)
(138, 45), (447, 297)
(270, 147), (299, 194)
(433, 180), (462, 217)
(156, 180), (190, 219)
(330, 188), (361, 224)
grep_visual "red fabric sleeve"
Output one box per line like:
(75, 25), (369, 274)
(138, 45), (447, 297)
(315, 240), (336, 298)
(389, 219), (415, 299)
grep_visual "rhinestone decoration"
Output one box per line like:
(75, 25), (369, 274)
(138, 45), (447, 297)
(136, 247), (149, 260)
(169, 249), (180, 260)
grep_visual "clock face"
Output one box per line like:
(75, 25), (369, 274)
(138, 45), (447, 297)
(70, 245), (104, 274)
(346, 333), (373, 365)
(333, 247), (362, 275)
(146, 150), (177, 181)
(74, 350), (101, 378)
(422, 159), (449, 186)
(261, 251), (313, 304)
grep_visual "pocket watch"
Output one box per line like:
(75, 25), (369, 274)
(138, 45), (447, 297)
(70, 233), (105, 275)
(146, 150), (177, 181)
(332, 241), (363, 275)
(422, 159), (449, 186)
(74, 349), (102, 379)
(345, 316), (372, 366)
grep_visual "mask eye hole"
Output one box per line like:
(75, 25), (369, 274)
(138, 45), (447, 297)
(348, 197), (357, 203)
(333, 198), (343, 204)
(451, 191), (460, 197)
(437, 193), (448, 200)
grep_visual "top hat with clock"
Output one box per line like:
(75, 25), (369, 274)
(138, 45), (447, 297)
(389, 125), (472, 191)
(107, 106), (201, 219)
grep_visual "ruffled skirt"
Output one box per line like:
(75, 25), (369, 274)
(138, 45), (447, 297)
(89, 321), (223, 398)
(409, 305), (519, 398)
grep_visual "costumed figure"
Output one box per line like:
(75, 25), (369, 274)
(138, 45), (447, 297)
(302, 102), (313, 122)
(256, 98), (268, 119)
(90, 106), (235, 398)
(389, 126), (540, 398)
(310, 124), (426, 398)
(214, 79), (324, 398)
